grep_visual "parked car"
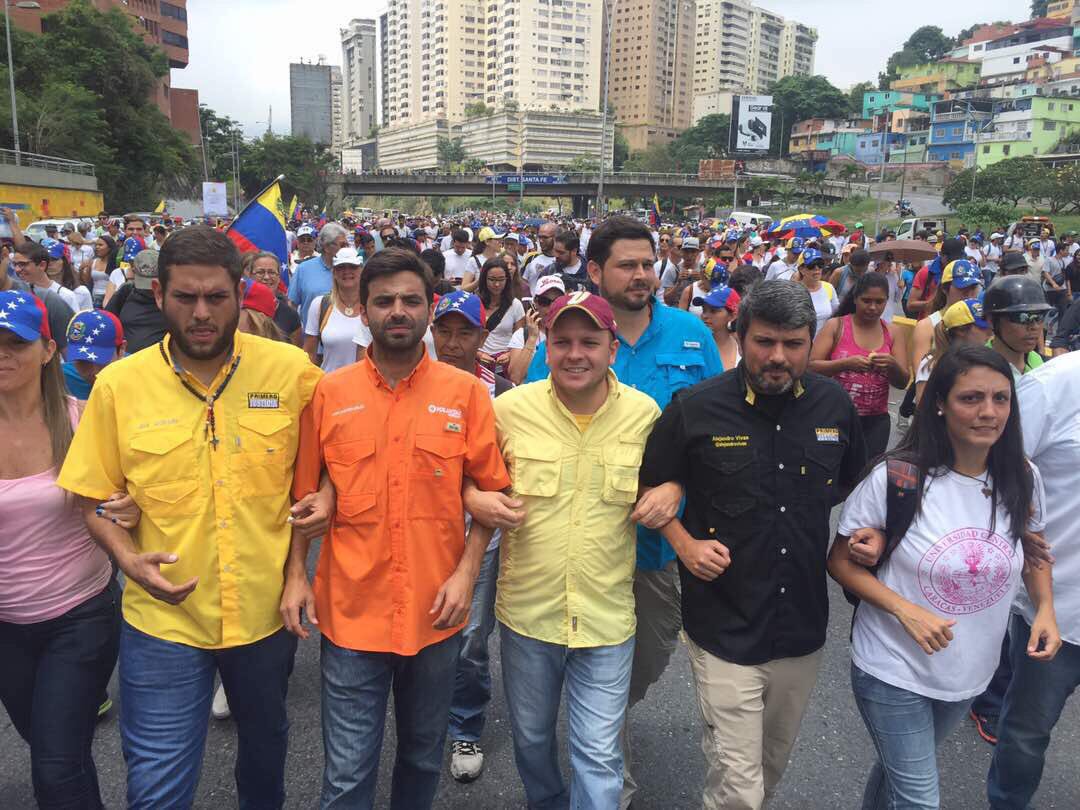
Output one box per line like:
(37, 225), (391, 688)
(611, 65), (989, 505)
(1005, 216), (1055, 248)
(895, 217), (948, 240)
(24, 217), (95, 242)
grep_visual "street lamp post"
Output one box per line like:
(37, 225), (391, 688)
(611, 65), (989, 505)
(597, 0), (616, 217)
(4, 1), (41, 167)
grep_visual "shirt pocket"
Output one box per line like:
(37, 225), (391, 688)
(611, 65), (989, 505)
(700, 448), (755, 498)
(127, 428), (199, 496)
(801, 444), (846, 500)
(601, 440), (643, 506)
(139, 478), (203, 521)
(656, 351), (705, 391)
(335, 491), (379, 527)
(513, 446), (562, 498)
(231, 412), (292, 497)
(410, 433), (466, 519)
(324, 437), (377, 495)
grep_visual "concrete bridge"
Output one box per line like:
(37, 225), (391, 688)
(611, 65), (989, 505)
(329, 171), (848, 214)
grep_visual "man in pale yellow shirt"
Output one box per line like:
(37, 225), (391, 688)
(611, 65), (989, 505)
(58, 227), (326, 809)
(490, 291), (661, 809)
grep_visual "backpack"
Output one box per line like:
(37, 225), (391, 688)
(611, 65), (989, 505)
(843, 458), (921, 623)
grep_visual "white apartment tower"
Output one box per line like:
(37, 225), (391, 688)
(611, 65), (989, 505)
(330, 65), (343, 150)
(383, 0), (602, 128)
(692, 0), (816, 121)
(340, 18), (378, 143)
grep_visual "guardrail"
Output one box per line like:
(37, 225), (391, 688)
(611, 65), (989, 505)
(0, 148), (96, 177)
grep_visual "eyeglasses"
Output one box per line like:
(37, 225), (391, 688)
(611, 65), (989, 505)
(487, 276), (507, 284)
(535, 295), (559, 307)
(1006, 312), (1046, 325)
(12, 260), (33, 269)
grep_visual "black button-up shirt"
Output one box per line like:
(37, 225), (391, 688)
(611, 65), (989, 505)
(640, 366), (866, 666)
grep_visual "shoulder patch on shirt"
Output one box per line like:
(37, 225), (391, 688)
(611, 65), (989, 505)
(815, 427), (840, 443)
(683, 340), (701, 349)
(248, 392), (280, 409)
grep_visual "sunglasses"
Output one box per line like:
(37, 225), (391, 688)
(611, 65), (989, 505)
(1006, 312), (1046, 325)
(535, 295), (560, 307)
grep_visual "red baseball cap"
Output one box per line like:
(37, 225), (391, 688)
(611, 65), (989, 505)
(545, 291), (617, 337)
(242, 280), (277, 319)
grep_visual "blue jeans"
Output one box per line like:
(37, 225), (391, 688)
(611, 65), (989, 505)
(988, 613), (1080, 809)
(500, 622), (633, 810)
(119, 622), (297, 810)
(851, 664), (972, 810)
(320, 632), (462, 810)
(0, 579), (120, 810)
(971, 631), (1012, 720)
(448, 545), (499, 742)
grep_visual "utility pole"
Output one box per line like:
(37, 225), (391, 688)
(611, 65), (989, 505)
(268, 105), (273, 135)
(597, 0), (616, 217)
(231, 128), (241, 213)
(873, 113), (889, 238)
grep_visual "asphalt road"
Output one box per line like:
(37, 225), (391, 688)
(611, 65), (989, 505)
(3, 405), (1078, 809)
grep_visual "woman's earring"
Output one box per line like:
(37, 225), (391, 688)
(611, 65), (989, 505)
(937, 409), (943, 416)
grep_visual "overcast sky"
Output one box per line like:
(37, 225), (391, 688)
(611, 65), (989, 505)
(183, 0), (1026, 138)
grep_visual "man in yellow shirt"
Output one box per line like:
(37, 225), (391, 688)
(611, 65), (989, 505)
(57, 226), (325, 810)
(491, 291), (661, 809)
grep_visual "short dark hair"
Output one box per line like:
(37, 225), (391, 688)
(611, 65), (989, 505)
(153, 224), (167, 237)
(452, 228), (470, 243)
(728, 265), (763, 297)
(736, 279), (818, 342)
(555, 228), (580, 255)
(15, 241), (48, 266)
(420, 248), (446, 278)
(123, 214), (145, 227)
(584, 215), (653, 269)
(384, 236), (420, 255)
(359, 247), (434, 305)
(157, 225), (243, 292)
(849, 249), (870, 268)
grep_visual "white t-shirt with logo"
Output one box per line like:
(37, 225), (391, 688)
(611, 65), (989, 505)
(838, 462), (1045, 701)
(442, 249), (475, 283)
(524, 253), (557, 292)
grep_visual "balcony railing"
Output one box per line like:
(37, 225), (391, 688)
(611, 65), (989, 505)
(0, 148), (96, 176)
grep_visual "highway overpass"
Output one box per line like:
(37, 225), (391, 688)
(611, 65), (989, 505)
(329, 171), (849, 211)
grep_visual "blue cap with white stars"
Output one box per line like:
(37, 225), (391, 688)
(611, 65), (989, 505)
(64, 309), (123, 364)
(433, 290), (486, 328)
(0, 289), (51, 341)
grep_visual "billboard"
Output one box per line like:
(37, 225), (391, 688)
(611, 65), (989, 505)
(729, 95), (774, 153)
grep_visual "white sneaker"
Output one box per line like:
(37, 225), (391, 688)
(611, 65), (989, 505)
(449, 740), (484, 783)
(211, 683), (231, 720)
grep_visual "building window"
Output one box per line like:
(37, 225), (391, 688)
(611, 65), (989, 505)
(161, 30), (188, 49)
(983, 145), (990, 154)
(1003, 145), (1010, 155)
(160, 1), (187, 21)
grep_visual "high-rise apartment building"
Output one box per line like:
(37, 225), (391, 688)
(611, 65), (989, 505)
(341, 18), (378, 144)
(330, 66), (344, 150)
(290, 62), (335, 146)
(379, 13), (389, 127)
(606, 0), (696, 151)
(691, 0), (816, 123)
(382, 0), (602, 129)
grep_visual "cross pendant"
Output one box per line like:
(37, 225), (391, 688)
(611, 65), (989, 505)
(210, 434), (220, 449)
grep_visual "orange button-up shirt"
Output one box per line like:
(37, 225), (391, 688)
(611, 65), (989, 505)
(293, 353), (511, 655)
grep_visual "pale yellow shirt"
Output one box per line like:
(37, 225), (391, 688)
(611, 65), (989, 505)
(494, 372), (661, 647)
(58, 331), (322, 649)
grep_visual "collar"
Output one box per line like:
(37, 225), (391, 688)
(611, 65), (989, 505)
(739, 365), (805, 406)
(616, 300), (658, 349)
(362, 345), (430, 391)
(160, 331), (243, 395)
(544, 368), (621, 428)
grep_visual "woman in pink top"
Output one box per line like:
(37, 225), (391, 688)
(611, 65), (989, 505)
(810, 272), (910, 459)
(0, 290), (119, 810)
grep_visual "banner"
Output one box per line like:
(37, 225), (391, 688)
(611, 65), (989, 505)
(729, 95), (774, 153)
(202, 182), (229, 217)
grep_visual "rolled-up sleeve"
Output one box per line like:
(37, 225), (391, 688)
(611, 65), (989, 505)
(464, 380), (511, 491)
(57, 384), (124, 501)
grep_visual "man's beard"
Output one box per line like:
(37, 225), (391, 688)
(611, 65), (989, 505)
(371, 314), (426, 355)
(164, 306), (239, 362)
(600, 278), (651, 312)
(747, 363), (795, 395)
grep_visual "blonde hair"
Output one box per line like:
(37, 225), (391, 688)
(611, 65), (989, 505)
(41, 343), (74, 466)
(240, 309), (286, 342)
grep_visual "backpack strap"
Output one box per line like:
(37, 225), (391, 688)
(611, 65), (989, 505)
(317, 295), (333, 338)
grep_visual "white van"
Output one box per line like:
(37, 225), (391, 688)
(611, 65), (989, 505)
(727, 211), (773, 230)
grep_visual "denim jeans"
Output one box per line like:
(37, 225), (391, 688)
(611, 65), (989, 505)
(320, 632), (462, 810)
(119, 622), (298, 810)
(0, 579), (120, 810)
(971, 631), (1012, 720)
(851, 664), (972, 810)
(448, 545), (500, 742)
(500, 622), (633, 810)
(988, 613), (1080, 809)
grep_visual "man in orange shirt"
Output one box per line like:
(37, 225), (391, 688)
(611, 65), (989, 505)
(283, 248), (511, 810)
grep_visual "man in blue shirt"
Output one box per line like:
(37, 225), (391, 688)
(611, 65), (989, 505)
(288, 221), (347, 328)
(525, 216), (723, 807)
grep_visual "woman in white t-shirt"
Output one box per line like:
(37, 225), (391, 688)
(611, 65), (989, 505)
(476, 256), (526, 377)
(303, 248), (364, 372)
(89, 236), (117, 307)
(828, 345), (1059, 810)
(796, 248), (837, 334)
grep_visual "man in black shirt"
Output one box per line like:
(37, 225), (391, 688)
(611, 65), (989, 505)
(106, 249), (167, 354)
(641, 280), (866, 810)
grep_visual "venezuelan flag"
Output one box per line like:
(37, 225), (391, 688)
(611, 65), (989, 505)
(649, 194), (661, 228)
(288, 194), (299, 220)
(226, 174), (288, 267)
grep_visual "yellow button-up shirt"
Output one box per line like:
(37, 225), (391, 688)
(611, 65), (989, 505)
(57, 331), (322, 649)
(494, 371), (660, 647)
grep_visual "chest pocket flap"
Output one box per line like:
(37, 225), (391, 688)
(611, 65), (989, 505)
(237, 412), (292, 438)
(324, 437), (377, 494)
(513, 445), (561, 498)
(657, 352), (706, 388)
(130, 429), (191, 456)
(414, 433), (467, 460)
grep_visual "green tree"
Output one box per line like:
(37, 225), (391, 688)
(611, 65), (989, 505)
(847, 81), (875, 115)
(942, 157), (1044, 209)
(566, 155), (601, 172)
(622, 143), (674, 173)
(1031, 0), (1049, 17)
(238, 133), (335, 207)
(744, 176), (779, 204)
(461, 157), (485, 174)
(838, 163), (864, 195)
(503, 98), (520, 112)
(0, 0), (199, 208)
(436, 136), (467, 170)
(463, 102), (494, 119)
(767, 75), (851, 156)
(955, 21), (1012, 44)
(879, 26), (956, 88)
(613, 129), (630, 171)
